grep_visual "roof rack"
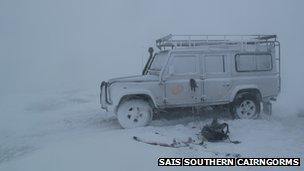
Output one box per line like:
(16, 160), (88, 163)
(156, 34), (277, 50)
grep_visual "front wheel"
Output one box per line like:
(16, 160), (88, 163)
(231, 95), (260, 119)
(117, 99), (153, 129)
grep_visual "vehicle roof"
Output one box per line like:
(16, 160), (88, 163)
(156, 34), (278, 55)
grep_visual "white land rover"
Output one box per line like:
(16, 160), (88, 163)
(100, 34), (281, 128)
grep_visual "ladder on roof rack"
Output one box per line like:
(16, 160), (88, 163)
(156, 34), (277, 50)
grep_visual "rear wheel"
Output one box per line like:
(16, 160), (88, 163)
(117, 99), (153, 129)
(232, 94), (260, 119)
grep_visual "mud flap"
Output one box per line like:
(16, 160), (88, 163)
(263, 101), (272, 115)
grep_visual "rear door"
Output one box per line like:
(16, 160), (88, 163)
(202, 54), (231, 103)
(163, 53), (202, 106)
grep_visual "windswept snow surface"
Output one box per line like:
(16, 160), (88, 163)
(0, 89), (303, 171)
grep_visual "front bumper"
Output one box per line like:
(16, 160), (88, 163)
(100, 81), (111, 111)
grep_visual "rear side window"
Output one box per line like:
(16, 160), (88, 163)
(205, 55), (225, 73)
(172, 55), (197, 75)
(235, 53), (272, 72)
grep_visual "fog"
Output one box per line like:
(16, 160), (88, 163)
(1, 0), (304, 109)
(0, 1), (304, 169)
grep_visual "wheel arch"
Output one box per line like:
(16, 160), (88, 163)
(232, 87), (262, 102)
(115, 93), (156, 114)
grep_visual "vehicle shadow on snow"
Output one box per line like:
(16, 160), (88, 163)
(151, 107), (233, 127)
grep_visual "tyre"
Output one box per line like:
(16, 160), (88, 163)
(117, 99), (153, 129)
(231, 94), (260, 119)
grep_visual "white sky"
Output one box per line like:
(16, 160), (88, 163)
(0, 0), (303, 108)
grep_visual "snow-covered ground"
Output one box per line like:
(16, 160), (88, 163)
(0, 89), (303, 171)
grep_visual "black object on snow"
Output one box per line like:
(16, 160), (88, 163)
(200, 118), (241, 144)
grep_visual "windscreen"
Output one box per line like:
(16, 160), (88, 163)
(149, 52), (168, 71)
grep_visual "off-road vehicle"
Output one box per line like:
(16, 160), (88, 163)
(100, 34), (281, 128)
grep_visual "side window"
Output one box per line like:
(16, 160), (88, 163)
(172, 55), (197, 75)
(236, 53), (272, 72)
(236, 55), (256, 71)
(256, 54), (272, 70)
(205, 55), (225, 73)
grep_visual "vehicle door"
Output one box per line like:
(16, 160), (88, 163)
(202, 54), (231, 103)
(163, 53), (202, 106)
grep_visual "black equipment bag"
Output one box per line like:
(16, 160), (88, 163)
(201, 118), (240, 144)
